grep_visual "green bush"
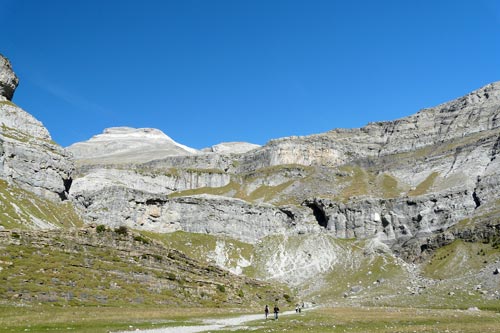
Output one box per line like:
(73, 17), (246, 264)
(133, 235), (150, 244)
(96, 225), (107, 233)
(114, 226), (128, 236)
(216, 284), (226, 293)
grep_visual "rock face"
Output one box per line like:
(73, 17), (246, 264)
(304, 190), (477, 241)
(3, 52), (500, 265)
(67, 127), (199, 164)
(71, 189), (307, 243)
(67, 81), (500, 252)
(0, 55), (73, 202)
(0, 55), (19, 101)
(3, 54), (500, 301)
(202, 142), (261, 154)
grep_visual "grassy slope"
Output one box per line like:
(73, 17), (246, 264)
(0, 179), (83, 229)
(0, 228), (290, 309)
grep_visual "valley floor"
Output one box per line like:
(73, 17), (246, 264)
(114, 310), (297, 333)
(113, 306), (500, 333)
(2, 305), (500, 332)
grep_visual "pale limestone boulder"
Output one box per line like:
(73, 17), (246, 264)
(0, 54), (19, 101)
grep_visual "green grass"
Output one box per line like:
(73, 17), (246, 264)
(218, 307), (500, 333)
(0, 229), (287, 309)
(168, 181), (242, 198)
(311, 244), (408, 303)
(246, 180), (294, 202)
(408, 172), (439, 196)
(0, 179), (83, 229)
(185, 168), (226, 175)
(337, 165), (370, 200)
(168, 164), (312, 205)
(241, 164), (312, 181)
(141, 230), (261, 278)
(0, 100), (17, 107)
(1, 123), (59, 146)
(0, 304), (243, 333)
(1, 123), (30, 143)
(378, 173), (402, 198)
(2, 305), (500, 333)
(422, 240), (500, 279)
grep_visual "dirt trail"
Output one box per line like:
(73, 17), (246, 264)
(115, 310), (297, 333)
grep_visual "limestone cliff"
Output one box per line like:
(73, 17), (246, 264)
(67, 81), (500, 259)
(0, 56), (73, 202)
(0, 54), (79, 229)
(2, 53), (500, 296)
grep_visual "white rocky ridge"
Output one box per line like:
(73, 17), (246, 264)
(67, 127), (199, 164)
(202, 142), (261, 154)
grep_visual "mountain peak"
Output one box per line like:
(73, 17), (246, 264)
(68, 127), (199, 163)
(0, 54), (19, 101)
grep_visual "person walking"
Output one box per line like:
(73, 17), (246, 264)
(273, 305), (279, 320)
(264, 305), (269, 319)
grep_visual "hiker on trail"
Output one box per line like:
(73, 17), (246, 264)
(295, 304), (300, 313)
(264, 305), (269, 319)
(273, 305), (279, 320)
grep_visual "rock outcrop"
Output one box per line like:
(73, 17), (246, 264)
(0, 56), (73, 202)
(3, 52), (500, 263)
(0, 55), (19, 101)
(202, 142), (261, 154)
(67, 81), (500, 249)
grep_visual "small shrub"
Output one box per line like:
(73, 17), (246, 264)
(133, 235), (150, 244)
(96, 225), (107, 233)
(237, 289), (244, 298)
(152, 254), (162, 261)
(216, 284), (226, 293)
(167, 272), (176, 281)
(114, 226), (128, 236)
(283, 294), (292, 302)
(11, 232), (20, 239)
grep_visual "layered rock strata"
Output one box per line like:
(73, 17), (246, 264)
(0, 55), (73, 201)
(67, 81), (500, 247)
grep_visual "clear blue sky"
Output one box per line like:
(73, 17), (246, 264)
(2, 0), (499, 148)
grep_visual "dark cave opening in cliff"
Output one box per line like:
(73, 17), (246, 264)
(306, 202), (328, 228)
(472, 191), (481, 208)
(57, 178), (73, 201)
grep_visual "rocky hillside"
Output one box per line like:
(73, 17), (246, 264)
(67, 82), (500, 247)
(0, 54), (293, 308)
(65, 78), (500, 303)
(1, 53), (499, 307)
(0, 55), (80, 230)
(0, 226), (288, 307)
